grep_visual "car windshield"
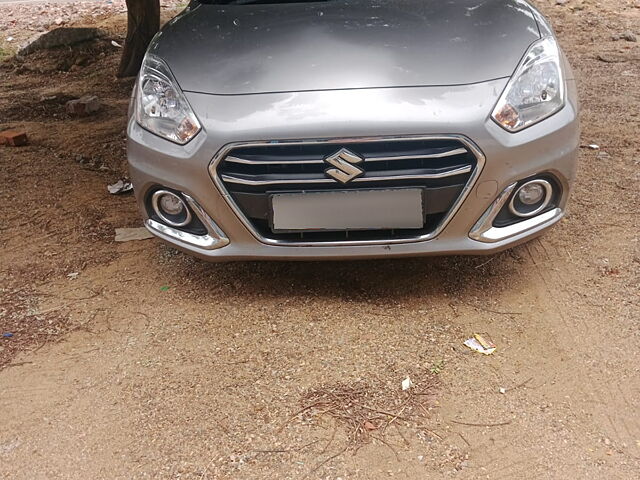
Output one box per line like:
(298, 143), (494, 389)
(200, 0), (335, 5)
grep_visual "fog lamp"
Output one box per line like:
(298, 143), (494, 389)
(151, 190), (192, 227)
(518, 182), (545, 205)
(159, 194), (184, 215)
(509, 179), (553, 218)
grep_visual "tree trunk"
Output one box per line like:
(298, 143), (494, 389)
(117, 0), (160, 78)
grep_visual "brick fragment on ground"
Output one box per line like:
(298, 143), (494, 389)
(0, 130), (29, 147)
(65, 95), (100, 116)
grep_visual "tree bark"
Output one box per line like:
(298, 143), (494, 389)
(117, 0), (160, 78)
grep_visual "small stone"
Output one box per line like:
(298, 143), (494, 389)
(73, 55), (91, 67)
(66, 95), (100, 116)
(364, 421), (378, 431)
(621, 31), (637, 42)
(555, 0), (568, 5)
(499, 387), (507, 394)
(604, 438), (611, 446)
(597, 53), (625, 63)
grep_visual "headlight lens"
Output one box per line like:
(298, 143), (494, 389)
(492, 37), (565, 132)
(135, 54), (201, 144)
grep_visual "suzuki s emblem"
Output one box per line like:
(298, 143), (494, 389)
(324, 148), (365, 184)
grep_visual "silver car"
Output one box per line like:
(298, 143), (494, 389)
(127, 0), (579, 261)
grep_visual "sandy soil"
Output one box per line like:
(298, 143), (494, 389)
(0, 0), (639, 478)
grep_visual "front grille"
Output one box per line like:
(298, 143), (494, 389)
(212, 137), (481, 244)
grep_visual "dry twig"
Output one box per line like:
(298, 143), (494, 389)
(296, 375), (439, 450)
(450, 419), (512, 427)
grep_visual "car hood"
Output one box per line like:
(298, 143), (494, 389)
(150, 0), (540, 95)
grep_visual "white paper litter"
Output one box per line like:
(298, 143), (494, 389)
(107, 179), (133, 195)
(401, 376), (413, 391)
(463, 333), (497, 355)
(115, 227), (154, 242)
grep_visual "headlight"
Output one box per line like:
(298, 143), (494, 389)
(492, 37), (565, 132)
(135, 54), (201, 144)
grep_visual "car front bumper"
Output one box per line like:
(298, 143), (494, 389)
(127, 77), (580, 261)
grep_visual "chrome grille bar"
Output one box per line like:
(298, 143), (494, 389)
(224, 147), (468, 166)
(225, 156), (320, 165)
(367, 147), (468, 162)
(221, 165), (472, 186)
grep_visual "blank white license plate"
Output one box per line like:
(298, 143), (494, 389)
(270, 188), (424, 232)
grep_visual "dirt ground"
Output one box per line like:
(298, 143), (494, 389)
(0, 0), (639, 478)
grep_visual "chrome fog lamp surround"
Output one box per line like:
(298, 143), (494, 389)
(470, 182), (563, 243)
(509, 179), (553, 218)
(146, 193), (229, 250)
(151, 190), (192, 227)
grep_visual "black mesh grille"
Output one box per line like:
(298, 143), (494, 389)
(215, 138), (478, 242)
